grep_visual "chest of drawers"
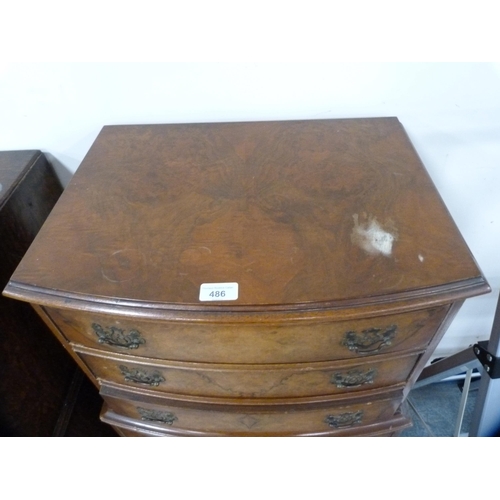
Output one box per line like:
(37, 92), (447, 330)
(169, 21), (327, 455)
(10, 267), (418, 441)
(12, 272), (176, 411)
(3, 118), (490, 436)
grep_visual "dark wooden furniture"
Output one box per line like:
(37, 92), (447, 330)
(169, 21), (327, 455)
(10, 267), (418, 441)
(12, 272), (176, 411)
(3, 119), (490, 436)
(0, 150), (115, 437)
(0, 151), (74, 436)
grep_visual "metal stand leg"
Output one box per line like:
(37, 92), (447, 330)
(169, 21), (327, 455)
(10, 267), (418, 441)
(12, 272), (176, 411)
(468, 293), (500, 437)
(415, 292), (500, 437)
(454, 367), (473, 437)
(416, 350), (479, 389)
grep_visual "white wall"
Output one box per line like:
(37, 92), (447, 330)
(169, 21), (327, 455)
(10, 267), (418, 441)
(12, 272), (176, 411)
(1, 62), (498, 359)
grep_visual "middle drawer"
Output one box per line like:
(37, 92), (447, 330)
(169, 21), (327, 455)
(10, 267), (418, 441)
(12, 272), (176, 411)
(74, 345), (421, 399)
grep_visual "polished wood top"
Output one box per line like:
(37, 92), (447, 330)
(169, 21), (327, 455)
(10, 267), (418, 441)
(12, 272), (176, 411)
(5, 118), (489, 312)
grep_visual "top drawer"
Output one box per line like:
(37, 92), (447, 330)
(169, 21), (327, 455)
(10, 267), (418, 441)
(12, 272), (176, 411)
(43, 305), (450, 364)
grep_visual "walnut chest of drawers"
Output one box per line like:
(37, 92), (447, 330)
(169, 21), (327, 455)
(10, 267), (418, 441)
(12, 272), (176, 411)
(3, 118), (490, 436)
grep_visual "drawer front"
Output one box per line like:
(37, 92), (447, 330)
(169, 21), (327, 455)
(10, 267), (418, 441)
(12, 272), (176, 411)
(101, 405), (412, 437)
(45, 305), (449, 364)
(100, 391), (403, 436)
(77, 347), (420, 399)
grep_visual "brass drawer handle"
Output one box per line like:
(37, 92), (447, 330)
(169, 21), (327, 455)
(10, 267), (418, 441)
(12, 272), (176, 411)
(92, 323), (146, 349)
(325, 410), (363, 429)
(331, 368), (376, 388)
(137, 407), (177, 425)
(119, 365), (165, 386)
(341, 325), (397, 354)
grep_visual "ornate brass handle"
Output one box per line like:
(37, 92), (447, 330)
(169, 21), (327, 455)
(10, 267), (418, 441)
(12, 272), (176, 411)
(341, 325), (397, 354)
(331, 368), (376, 388)
(325, 410), (363, 429)
(92, 323), (145, 349)
(137, 407), (177, 425)
(119, 365), (165, 386)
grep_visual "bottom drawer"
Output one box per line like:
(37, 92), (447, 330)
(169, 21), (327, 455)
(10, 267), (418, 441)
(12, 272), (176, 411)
(100, 384), (406, 436)
(100, 404), (411, 437)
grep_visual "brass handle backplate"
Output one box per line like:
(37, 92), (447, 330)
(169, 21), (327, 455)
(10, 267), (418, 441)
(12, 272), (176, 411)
(92, 323), (146, 349)
(324, 410), (363, 429)
(341, 325), (397, 354)
(137, 407), (177, 425)
(331, 368), (377, 388)
(119, 365), (165, 386)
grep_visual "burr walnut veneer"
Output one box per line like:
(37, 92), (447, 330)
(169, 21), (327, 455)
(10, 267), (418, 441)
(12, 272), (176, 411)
(3, 118), (490, 436)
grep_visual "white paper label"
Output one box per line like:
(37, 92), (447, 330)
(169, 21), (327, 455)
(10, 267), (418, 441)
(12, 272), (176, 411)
(199, 282), (239, 301)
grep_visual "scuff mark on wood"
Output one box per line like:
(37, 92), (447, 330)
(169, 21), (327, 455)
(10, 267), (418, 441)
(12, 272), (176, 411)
(351, 214), (398, 257)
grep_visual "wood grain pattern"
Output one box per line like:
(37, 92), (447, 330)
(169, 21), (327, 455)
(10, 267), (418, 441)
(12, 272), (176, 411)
(100, 382), (405, 436)
(76, 346), (421, 399)
(100, 403), (412, 437)
(5, 118), (489, 312)
(45, 304), (449, 363)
